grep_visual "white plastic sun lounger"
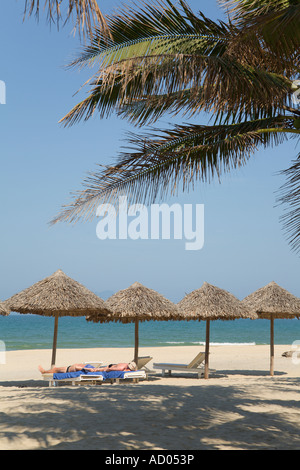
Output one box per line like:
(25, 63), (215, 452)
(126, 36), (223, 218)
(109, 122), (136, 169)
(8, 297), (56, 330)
(42, 369), (147, 387)
(42, 372), (105, 387)
(110, 370), (147, 384)
(153, 351), (206, 378)
(137, 356), (153, 372)
(41, 361), (104, 386)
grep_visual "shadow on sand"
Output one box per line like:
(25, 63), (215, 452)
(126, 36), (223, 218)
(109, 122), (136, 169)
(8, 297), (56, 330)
(0, 370), (300, 450)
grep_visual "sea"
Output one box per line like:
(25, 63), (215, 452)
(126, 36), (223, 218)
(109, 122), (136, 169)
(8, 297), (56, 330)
(0, 314), (300, 351)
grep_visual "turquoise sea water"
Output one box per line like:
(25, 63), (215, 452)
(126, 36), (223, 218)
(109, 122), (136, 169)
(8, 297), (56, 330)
(0, 314), (300, 351)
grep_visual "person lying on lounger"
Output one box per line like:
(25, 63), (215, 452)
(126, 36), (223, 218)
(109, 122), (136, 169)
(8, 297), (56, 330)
(38, 361), (137, 374)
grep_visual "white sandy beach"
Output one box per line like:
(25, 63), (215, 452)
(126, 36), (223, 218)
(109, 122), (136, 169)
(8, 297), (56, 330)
(0, 344), (299, 450)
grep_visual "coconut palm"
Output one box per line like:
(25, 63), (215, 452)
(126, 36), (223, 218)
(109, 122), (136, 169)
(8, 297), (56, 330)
(51, 0), (300, 249)
(22, 0), (107, 36)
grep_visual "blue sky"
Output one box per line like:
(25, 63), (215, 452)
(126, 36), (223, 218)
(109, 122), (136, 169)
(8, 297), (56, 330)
(0, 0), (299, 303)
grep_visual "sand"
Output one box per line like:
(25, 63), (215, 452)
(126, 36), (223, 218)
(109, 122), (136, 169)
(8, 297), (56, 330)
(0, 344), (300, 450)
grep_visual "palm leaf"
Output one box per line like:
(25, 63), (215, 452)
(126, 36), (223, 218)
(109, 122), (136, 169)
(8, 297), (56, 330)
(277, 151), (300, 253)
(67, 1), (230, 70)
(51, 116), (293, 224)
(221, 0), (294, 20)
(118, 89), (202, 126)
(220, 0), (300, 63)
(60, 49), (292, 127)
(59, 0), (294, 128)
(23, 0), (108, 37)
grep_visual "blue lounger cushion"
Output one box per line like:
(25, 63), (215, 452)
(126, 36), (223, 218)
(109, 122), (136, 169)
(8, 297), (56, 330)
(53, 368), (132, 381)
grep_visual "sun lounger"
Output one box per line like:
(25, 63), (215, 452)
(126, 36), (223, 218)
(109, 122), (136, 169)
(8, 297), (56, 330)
(137, 356), (153, 372)
(109, 370), (147, 384)
(42, 369), (147, 387)
(42, 371), (104, 387)
(153, 351), (207, 378)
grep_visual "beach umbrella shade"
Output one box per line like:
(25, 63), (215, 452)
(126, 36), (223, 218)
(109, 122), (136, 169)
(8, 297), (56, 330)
(242, 281), (300, 376)
(86, 282), (182, 364)
(178, 282), (257, 379)
(5, 269), (111, 366)
(0, 301), (9, 316)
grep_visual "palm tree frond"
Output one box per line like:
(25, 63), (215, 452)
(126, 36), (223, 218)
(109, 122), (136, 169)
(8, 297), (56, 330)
(277, 152), (300, 253)
(118, 88), (202, 126)
(23, 0), (108, 37)
(220, 0), (293, 21)
(59, 76), (124, 126)
(60, 50), (293, 127)
(220, 0), (300, 62)
(67, 0), (231, 69)
(51, 116), (292, 224)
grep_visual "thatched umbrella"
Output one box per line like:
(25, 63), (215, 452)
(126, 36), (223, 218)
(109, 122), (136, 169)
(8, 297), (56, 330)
(5, 269), (111, 366)
(242, 281), (300, 376)
(87, 282), (182, 364)
(178, 282), (257, 379)
(0, 301), (9, 316)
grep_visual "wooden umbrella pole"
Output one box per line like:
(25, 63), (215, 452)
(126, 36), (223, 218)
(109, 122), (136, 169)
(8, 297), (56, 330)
(204, 319), (210, 379)
(134, 318), (139, 365)
(51, 313), (59, 367)
(270, 314), (274, 376)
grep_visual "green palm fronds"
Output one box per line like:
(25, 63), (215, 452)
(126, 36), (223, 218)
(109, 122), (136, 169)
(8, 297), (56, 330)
(60, 54), (292, 126)
(59, 0), (295, 129)
(53, 0), (300, 253)
(67, 0), (230, 68)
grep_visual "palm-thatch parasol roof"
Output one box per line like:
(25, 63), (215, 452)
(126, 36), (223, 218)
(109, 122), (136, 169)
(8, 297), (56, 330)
(178, 282), (256, 378)
(0, 301), (9, 316)
(242, 281), (300, 376)
(179, 282), (254, 321)
(6, 269), (110, 317)
(105, 282), (181, 322)
(87, 282), (182, 364)
(242, 281), (300, 319)
(5, 269), (111, 366)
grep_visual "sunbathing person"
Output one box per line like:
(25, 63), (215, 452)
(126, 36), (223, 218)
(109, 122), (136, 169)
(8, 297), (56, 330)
(38, 361), (136, 374)
(38, 363), (91, 374)
(94, 362), (137, 372)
